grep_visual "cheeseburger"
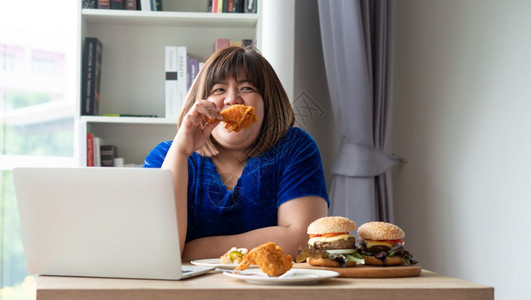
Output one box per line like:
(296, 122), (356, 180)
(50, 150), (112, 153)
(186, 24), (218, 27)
(357, 221), (417, 266)
(296, 216), (364, 267)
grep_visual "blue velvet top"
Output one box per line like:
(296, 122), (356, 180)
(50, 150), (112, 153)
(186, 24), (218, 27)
(144, 127), (329, 243)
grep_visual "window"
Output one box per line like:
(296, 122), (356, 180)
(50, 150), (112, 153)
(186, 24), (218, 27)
(0, 1), (77, 298)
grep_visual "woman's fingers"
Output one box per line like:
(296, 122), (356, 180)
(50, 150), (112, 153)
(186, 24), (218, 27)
(192, 99), (222, 121)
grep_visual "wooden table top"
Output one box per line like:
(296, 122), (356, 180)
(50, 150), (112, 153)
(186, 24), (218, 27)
(35, 266), (493, 300)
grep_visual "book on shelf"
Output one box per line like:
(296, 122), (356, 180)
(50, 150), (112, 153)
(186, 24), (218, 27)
(100, 145), (118, 167)
(93, 135), (102, 167)
(86, 133), (103, 167)
(209, 0), (247, 13)
(150, 0), (162, 11)
(212, 0), (229, 13)
(81, 37), (102, 116)
(244, 0), (257, 13)
(110, 0), (124, 9)
(233, 0), (243, 12)
(222, 0), (228, 13)
(87, 133), (94, 167)
(97, 0), (110, 9)
(82, 0), (97, 8)
(124, 0), (137, 10)
(140, 0), (150, 11)
(176, 46), (188, 114)
(187, 58), (199, 90)
(227, 0), (235, 12)
(165, 46), (178, 119)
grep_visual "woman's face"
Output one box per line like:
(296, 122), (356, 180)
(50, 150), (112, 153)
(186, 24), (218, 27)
(207, 72), (264, 152)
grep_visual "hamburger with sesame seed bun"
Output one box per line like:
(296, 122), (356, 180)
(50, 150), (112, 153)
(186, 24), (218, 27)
(356, 222), (417, 266)
(296, 216), (364, 267)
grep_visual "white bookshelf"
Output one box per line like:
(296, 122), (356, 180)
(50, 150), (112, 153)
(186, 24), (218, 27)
(77, 1), (261, 166)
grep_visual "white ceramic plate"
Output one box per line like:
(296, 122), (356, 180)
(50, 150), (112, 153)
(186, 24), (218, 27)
(190, 258), (237, 269)
(222, 269), (340, 285)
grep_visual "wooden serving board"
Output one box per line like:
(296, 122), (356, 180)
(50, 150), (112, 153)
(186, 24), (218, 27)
(293, 263), (422, 278)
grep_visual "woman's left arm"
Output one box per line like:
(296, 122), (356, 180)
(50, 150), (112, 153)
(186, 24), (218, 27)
(181, 195), (327, 261)
(276, 195), (329, 256)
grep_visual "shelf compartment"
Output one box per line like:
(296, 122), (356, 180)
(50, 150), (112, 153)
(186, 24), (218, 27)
(82, 9), (258, 28)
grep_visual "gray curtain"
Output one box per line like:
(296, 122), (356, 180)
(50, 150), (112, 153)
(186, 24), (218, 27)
(318, 0), (402, 225)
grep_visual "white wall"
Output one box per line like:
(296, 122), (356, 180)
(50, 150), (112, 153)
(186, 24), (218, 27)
(263, 0), (338, 188)
(391, 1), (531, 299)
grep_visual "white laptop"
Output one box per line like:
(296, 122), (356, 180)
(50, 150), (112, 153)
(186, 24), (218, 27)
(13, 167), (213, 280)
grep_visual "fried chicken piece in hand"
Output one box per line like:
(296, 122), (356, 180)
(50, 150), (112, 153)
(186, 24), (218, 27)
(234, 242), (293, 277)
(206, 104), (258, 132)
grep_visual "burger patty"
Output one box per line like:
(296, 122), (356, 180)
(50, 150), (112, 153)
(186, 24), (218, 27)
(313, 236), (356, 250)
(364, 245), (392, 253)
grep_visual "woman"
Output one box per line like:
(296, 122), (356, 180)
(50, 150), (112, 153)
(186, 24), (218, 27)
(144, 46), (329, 261)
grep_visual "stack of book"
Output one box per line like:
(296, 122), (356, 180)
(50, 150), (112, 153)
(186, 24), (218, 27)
(209, 0), (257, 13)
(82, 0), (162, 11)
(86, 133), (121, 167)
(83, 0), (257, 13)
(165, 46), (187, 119)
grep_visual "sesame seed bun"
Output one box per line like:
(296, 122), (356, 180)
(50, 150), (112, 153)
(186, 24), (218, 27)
(307, 216), (357, 235)
(357, 222), (405, 240)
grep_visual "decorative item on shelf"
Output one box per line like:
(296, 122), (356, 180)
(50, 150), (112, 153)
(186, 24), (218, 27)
(110, 0), (124, 9)
(97, 0), (110, 9)
(81, 37), (102, 116)
(215, 38), (256, 53)
(242, 39), (256, 48)
(113, 157), (125, 167)
(214, 38), (230, 52)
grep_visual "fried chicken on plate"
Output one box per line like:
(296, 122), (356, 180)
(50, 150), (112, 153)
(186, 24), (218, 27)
(234, 242), (293, 277)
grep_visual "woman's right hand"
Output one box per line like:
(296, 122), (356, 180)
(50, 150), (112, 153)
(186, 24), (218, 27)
(173, 99), (222, 156)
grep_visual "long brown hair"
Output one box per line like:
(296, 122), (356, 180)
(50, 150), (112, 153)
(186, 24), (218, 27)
(178, 46), (295, 157)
